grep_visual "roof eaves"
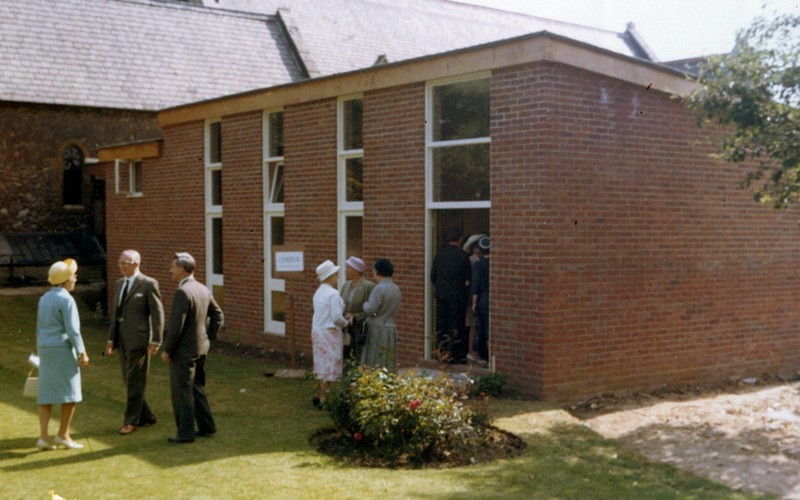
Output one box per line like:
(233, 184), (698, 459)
(158, 30), (694, 126)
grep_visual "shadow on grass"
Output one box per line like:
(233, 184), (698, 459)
(0, 330), (330, 472)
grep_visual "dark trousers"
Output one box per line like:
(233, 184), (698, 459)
(435, 298), (468, 362)
(170, 355), (216, 439)
(120, 348), (155, 426)
(473, 300), (489, 361)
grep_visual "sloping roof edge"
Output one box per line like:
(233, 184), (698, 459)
(158, 30), (694, 126)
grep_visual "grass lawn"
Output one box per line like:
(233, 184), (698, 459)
(0, 291), (760, 499)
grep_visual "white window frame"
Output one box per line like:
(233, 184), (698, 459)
(337, 95), (365, 273)
(263, 110), (286, 335)
(205, 118), (223, 294)
(424, 72), (492, 358)
(113, 159), (144, 197)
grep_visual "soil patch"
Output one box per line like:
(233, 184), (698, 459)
(568, 378), (800, 498)
(210, 340), (313, 369)
(310, 424), (526, 468)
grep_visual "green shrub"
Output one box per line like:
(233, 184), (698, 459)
(476, 372), (508, 397)
(328, 366), (480, 463)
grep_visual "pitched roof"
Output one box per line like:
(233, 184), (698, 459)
(1, 0), (655, 111)
(208, 0), (656, 74)
(0, 0), (303, 110)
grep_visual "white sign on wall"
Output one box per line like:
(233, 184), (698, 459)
(275, 250), (304, 273)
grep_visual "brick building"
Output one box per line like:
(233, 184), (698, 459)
(100, 32), (800, 402)
(1, 0), (651, 275)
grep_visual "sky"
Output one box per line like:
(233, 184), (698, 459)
(459, 0), (799, 61)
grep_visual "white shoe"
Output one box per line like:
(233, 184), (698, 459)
(53, 436), (84, 449)
(36, 438), (56, 451)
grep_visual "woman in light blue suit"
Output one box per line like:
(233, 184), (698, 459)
(36, 258), (90, 451)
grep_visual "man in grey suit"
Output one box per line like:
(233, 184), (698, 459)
(106, 249), (164, 435)
(161, 252), (223, 443)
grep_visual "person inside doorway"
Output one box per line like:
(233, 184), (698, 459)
(469, 236), (490, 366)
(430, 228), (471, 364)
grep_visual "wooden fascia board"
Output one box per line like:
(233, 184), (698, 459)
(158, 34), (695, 127)
(97, 140), (162, 162)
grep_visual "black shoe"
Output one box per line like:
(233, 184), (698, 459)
(196, 430), (216, 437)
(167, 436), (195, 444)
(311, 396), (321, 408)
(139, 415), (157, 427)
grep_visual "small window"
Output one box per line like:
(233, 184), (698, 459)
(211, 217), (223, 274)
(132, 161), (143, 194)
(268, 163), (284, 204)
(63, 145), (84, 206)
(268, 112), (284, 157)
(208, 121), (222, 164)
(345, 157), (363, 202)
(432, 78), (490, 142)
(343, 99), (363, 150)
(210, 170), (222, 206)
(206, 120), (222, 207)
(114, 159), (144, 196)
(432, 144), (490, 202)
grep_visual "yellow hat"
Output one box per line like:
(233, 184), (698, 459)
(48, 258), (78, 286)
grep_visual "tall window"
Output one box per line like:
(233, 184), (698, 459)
(429, 76), (490, 203)
(205, 119), (224, 305)
(338, 96), (365, 271)
(264, 111), (286, 334)
(63, 144), (84, 206)
(425, 74), (491, 358)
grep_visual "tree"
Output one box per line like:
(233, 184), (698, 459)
(685, 13), (799, 208)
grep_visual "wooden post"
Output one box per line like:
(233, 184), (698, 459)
(273, 245), (305, 370)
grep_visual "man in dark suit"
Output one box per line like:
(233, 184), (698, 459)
(161, 252), (223, 443)
(106, 249), (164, 435)
(430, 228), (472, 363)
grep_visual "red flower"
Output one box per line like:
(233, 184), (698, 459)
(353, 432), (363, 441)
(409, 399), (422, 410)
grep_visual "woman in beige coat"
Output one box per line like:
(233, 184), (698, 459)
(340, 256), (375, 361)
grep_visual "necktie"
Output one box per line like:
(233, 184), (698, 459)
(118, 280), (129, 309)
(114, 280), (129, 336)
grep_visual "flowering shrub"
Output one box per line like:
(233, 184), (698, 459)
(327, 366), (480, 463)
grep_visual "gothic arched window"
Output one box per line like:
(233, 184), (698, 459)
(63, 144), (84, 206)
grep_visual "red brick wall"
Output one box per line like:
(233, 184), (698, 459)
(105, 60), (800, 403)
(363, 83), (427, 363)
(491, 61), (800, 401)
(105, 121), (207, 315)
(219, 111), (265, 342)
(283, 98), (339, 356)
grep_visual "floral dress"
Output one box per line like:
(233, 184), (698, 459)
(311, 283), (349, 381)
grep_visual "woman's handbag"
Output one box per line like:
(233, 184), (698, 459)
(23, 369), (38, 398)
(355, 320), (368, 346)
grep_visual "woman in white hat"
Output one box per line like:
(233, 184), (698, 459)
(35, 258), (90, 450)
(311, 260), (350, 407)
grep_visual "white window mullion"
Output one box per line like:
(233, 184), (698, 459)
(263, 110), (286, 335)
(337, 95), (365, 275)
(205, 119), (223, 295)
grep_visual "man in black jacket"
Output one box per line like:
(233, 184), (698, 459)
(430, 228), (471, 363)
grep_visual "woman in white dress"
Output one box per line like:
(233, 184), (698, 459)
(311, 260), (349, 407)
